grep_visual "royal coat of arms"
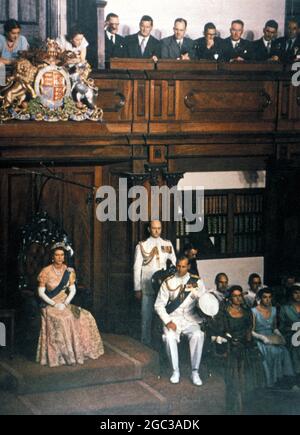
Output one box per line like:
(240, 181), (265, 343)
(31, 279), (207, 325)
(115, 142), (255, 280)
(0, 39), (103, 122)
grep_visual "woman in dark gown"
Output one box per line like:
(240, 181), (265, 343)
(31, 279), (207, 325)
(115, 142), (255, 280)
(209, 285), (265, 414)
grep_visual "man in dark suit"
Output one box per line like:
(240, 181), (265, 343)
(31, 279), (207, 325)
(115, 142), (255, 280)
(194, 22), (224, 61)
(274, 19), (300, 63)
(161, 18), (195, 60)
(253, 20), (279, 61)
(222, 19), (254, 62)
(124, 15), (161, 61)
(104, 13), (126, 68)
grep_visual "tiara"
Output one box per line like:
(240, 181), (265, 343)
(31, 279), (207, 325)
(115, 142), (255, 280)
(51, 242), (74, 256)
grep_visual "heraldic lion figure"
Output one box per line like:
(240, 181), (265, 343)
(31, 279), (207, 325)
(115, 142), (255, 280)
(0, 59), (38, 110)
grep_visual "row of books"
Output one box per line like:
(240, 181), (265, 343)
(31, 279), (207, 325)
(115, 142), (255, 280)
(176, 221), (187, 238)
(235, 194), (263, 214)
(233, 235), (263, 254)
(207, 215), (227, 235)
(234, 214), (263, 234)
(204, 196), (228, 215)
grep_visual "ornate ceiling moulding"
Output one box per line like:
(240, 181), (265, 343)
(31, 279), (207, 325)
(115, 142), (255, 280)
(117, 164), (184, 188)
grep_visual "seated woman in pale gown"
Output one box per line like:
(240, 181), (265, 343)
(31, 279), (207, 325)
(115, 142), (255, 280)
(36, 244), (104, 368)
(252, 287), (295, 388)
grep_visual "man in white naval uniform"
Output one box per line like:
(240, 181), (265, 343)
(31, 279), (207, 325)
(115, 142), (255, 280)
(134, 220), (176, 346)
(155, 256), (206, 386)
(209, 273), (229, 303)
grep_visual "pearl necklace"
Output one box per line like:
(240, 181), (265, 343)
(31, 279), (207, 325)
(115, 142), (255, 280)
(52, 265), (64, 276)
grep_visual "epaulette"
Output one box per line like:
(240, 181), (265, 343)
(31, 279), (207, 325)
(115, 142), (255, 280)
(190, 274), (200, 280)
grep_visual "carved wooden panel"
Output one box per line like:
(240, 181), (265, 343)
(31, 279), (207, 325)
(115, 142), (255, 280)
(179, 80), (277, 120)
(278, 81), (300, 130)
(149, 145), (167, 164)
(150, 80), (176, 121)
(101, 164), (135, 334)
(94, 79), (132, 122)
(1, 172), (35, 304)
(133, 80), (150, 133)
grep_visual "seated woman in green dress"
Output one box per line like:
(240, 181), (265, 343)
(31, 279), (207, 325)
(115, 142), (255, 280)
(209, 285), (265, 414)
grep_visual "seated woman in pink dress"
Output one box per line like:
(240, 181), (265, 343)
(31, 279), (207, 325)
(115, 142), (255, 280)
(36, 245), (104, 367)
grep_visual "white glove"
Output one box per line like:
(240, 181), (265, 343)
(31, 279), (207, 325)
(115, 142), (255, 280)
(274, 329), (286, 344)
(55, 303), (66, 311)
(216, 336), (228, 345)
(190, 288), (201, 299)
(274, 328), (282, 337)
(261, 335), (270, 345)
(252, 331), (270, 344)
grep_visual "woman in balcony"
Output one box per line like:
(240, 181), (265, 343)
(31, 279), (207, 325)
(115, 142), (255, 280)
(36, 244), (104, 368)
(0, 19), (29, 65)
(56, 27), (89, 63)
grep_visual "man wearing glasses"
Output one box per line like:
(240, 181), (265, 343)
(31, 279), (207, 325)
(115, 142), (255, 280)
(194, 22), (224, 61)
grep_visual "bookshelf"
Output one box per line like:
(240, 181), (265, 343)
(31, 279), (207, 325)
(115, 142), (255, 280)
(175, 189), (264, 259)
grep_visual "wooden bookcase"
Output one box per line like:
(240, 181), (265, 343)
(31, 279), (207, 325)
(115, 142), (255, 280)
(176, 189), (265, 259)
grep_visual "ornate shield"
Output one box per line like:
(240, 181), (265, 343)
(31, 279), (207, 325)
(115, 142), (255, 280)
(34, 65), (71, 110)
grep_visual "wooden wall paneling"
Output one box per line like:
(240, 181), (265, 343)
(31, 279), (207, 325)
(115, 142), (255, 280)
(150, 80), (177, 121)
(278, 81), (291, 122)
(6, 170), (35, 306)
(61, 168), (95, 293)
(93, 165), (107, 325)
(174, 79), (278, 132)
(94, 78), (133, 132)
(103, 163), (135, 334)
(133, 79), (150, 134)
(291, 84), (300, 121)
(278, 81), (300, 130)
(37, 169), (64, 224)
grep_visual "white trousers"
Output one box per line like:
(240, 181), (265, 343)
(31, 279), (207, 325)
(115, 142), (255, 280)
(162, 324), (204, 373)
(141, 294), (155, 346)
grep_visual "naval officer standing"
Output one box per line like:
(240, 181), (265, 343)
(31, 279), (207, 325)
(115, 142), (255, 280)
(134, 220), (176, 346)
(155, 256), (207, 386)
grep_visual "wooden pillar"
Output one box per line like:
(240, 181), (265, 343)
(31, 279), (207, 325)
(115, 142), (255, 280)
(96, 0), (107, 70)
